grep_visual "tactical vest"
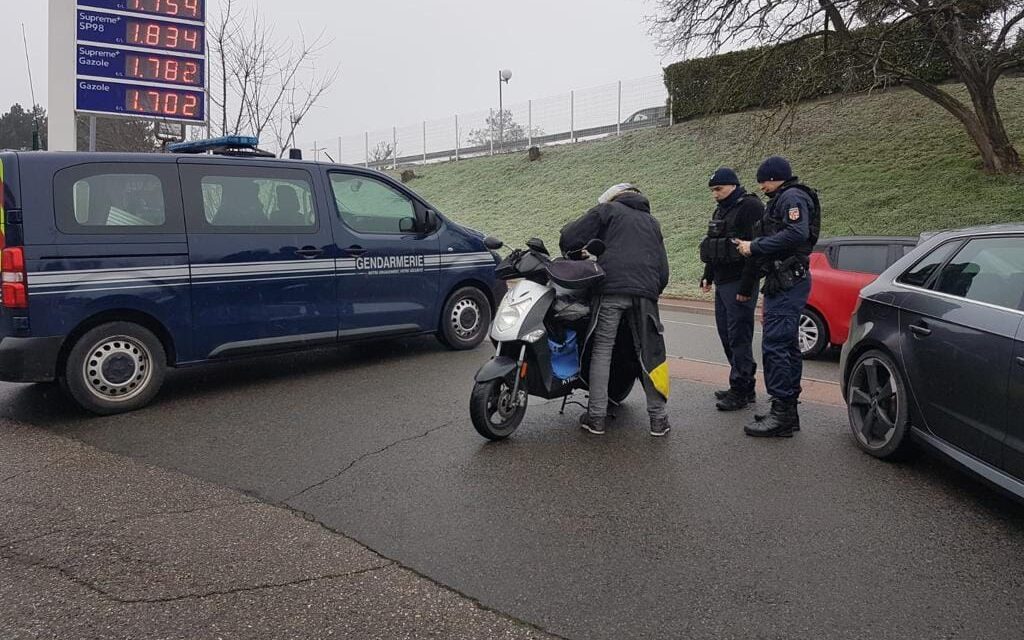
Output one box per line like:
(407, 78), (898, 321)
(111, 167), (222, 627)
(699, 193), (758, 264)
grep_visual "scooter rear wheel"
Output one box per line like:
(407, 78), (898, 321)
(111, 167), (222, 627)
(470, 378), (528, 440)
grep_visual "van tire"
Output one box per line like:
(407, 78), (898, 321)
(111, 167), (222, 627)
(63, 322), (167, 415)
(437, 287), (491, 350)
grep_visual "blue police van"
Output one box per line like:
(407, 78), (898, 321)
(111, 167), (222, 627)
(0, 139), (502, 414)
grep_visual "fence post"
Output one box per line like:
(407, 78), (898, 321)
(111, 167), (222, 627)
(570, 90), (575, 142)
(455, 115), (460, 161)
(392, 126), (398, 170)
(364, 131), (369, 168)
(669, 95), (674, 127)
(528, 99), (532, 148)
(489, 109), (494, 156)
(617, 81), (622, 136)
(422, 121), (427, 164)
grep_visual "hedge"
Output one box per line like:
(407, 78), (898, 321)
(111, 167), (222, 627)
(664, 25), (953, 122)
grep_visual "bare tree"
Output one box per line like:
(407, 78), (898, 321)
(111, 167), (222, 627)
(208, 0), (339, 155)
(651, 1), (1024, 173)
(466, 109), (544, 151)
(368, 141), (397, 167)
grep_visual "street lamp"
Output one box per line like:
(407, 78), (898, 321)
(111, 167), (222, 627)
(498, 69), (512, 152)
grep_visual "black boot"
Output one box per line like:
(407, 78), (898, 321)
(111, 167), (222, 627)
(716, 389), (756, 412)
(714, 388), (731, 400)
(744, 399), (796, 438)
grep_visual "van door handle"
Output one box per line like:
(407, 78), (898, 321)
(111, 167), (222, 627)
(1016, 356), (1024, 367)
(909, 324), (932, 337)
(295, 246), (323, 258)
(346, 246), (367, 257)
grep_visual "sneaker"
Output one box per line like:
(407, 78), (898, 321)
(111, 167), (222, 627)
(649, 416), (671, 437)
(579, 413), (606, 435)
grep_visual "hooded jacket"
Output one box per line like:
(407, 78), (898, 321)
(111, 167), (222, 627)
(558, 192), (670, 301)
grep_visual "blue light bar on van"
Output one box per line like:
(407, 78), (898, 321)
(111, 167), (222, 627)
(167, 136), (261, 154)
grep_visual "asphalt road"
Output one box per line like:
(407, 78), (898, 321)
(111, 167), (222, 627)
(2, 318), (1023, 638)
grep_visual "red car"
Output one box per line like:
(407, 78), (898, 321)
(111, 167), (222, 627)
(800, 236), (918, 358)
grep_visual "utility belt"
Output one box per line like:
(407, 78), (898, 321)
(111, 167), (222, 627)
(761, 255), (808, 297)
(699, 236), (744, 264)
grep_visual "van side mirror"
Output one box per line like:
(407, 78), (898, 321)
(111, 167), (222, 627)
(423, 209), (439, 233)
(484, 236), (504, 250)
(400, 217), (417, 233)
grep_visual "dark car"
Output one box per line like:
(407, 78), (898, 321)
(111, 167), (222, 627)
(841, 224), (1024, 500)
(802, 236), (918, 358)
(621, 106), (668, 131)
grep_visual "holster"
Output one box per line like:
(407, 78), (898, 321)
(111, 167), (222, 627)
(762, 255), (807, 296)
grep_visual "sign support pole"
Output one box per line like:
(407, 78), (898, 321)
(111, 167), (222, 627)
(48, 0), (77, 151)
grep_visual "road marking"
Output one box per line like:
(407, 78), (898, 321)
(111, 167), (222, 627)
(663, 318), (764, 335)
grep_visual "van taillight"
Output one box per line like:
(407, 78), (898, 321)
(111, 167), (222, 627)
(1, 247), (27, 309)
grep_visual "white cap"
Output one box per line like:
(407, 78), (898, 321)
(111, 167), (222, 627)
(598, 183), (639, 204)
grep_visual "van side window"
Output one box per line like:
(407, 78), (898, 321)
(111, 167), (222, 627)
(329, 173), (416, 234)
(54, 163), (183, 233)
(180, 165), (317, 232)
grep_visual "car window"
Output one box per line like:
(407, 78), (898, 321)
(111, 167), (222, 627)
(933, 237), (1024, 310)
(834, 244), (890, 275)
(330, 173), (416, 235)
(53, 163), (183, 234)
(180, 165), (317, 232)
(898, 240), (960, 288)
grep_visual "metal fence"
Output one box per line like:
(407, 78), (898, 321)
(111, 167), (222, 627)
(301, 74), (671, 169)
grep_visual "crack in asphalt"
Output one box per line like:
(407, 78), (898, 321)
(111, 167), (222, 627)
(0, 499), (258, 551)
(276, 501), (573, 640)
(1, 548), (395, 604)
(283, 419), (457, 503)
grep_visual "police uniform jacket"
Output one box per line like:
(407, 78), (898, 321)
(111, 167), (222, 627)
(751, 179), (813, 260)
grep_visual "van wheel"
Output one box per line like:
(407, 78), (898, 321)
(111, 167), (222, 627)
(63, 322), (167, 415)
(437, 287), (491, 350)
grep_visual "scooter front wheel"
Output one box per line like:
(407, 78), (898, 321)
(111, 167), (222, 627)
(470, 378), (528, 440)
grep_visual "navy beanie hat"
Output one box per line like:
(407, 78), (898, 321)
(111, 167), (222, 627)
(757, 155), (794, 182)
(708, 167), (740, 187)
(756, 156), (793, 183)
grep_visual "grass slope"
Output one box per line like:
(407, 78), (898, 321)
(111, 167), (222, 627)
(399, 79), (1024, 297)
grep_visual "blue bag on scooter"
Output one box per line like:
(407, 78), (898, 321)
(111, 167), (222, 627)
(548, 329), (580, 380)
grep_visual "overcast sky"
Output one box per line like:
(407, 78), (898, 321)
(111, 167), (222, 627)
(3, 0), (670, 144)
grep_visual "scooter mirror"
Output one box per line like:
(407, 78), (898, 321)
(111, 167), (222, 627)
(584, 239), (607, 257)
(526, 238), (549, 255)
(484, 236), (504, 250)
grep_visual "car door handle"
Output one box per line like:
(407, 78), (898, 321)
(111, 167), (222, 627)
(295, 246), (323, 258)
(1016, 356), (1024, 367)
(909, 324), (932, 337)
(345, 246), (367, 257)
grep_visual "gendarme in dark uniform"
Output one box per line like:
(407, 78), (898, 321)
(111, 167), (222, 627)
(735, 156), (820, 438)
(699, 167), (764, 411)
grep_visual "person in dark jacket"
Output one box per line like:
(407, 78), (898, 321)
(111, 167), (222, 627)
(734, 156), (820, 438)
(559, 183), (671, 437)
(699, 167), (764, 411)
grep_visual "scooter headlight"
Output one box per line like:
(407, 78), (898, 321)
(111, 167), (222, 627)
(496, 305), (521, 332)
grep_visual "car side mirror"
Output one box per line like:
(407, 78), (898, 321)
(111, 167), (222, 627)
(400, 217), (417, 233)
(484, 236), (504, 250)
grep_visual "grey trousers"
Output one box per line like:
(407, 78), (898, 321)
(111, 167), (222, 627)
(587, 295), (668, 420)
